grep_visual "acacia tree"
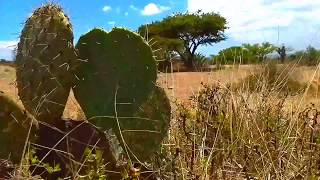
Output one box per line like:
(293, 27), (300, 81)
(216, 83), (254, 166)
(139, 10), (228, 69)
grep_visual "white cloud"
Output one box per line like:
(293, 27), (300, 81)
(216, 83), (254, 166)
(124, 12), (129, 16)
(187, 0), (320, 49)
(141, 3), (171, 16)
(0, 41), (18, 60)
(108, 21), (115, 26)
(102, 5), (111, 12)
(0, 41), (17, 49)
(130, 5), (139, 11)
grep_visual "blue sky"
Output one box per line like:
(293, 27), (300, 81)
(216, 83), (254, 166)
(1, 0), (320, 59)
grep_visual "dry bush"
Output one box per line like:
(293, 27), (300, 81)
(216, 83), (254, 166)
(153, 82), (320, 179)
(233, 62), (307, 94)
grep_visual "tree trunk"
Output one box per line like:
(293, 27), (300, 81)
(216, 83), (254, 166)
(186, 56), (194, 70)
(184, 50), (195, 71)
(177, 51), (194, 71)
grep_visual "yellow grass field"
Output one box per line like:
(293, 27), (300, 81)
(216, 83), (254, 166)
(1, 64), (320, 119)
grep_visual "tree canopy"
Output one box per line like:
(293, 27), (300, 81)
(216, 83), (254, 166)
(214, 46), (255, 64)
(138, 10), (228, 69)
(242, 42), (277, 62)
(288, 45), (320, 65)
(213, 43), (277, 65)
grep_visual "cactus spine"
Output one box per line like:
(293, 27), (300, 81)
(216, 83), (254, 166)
(15, 4), (79, 124)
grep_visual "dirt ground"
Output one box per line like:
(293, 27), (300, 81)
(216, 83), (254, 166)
(0, 65), (18, 100)
(158, 66), (256, 102)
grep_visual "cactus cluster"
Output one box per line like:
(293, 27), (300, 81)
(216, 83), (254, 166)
(0, 3), (171, 179)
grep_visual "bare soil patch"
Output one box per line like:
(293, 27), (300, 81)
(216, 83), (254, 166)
(158, 67), (256, 102)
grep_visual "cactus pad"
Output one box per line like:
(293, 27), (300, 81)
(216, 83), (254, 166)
(0, 92), (36, 163)
(116, 86), (171, 161)
(15, 4), (78, 124)
(74, 28), (157, 125)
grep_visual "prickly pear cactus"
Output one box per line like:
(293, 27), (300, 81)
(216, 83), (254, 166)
(0, 92), (36, 163)
(15, 4), (79, 124)
(116, 86), (171, 161)
(74, 28), (157, 124)
(74, 28), (171, 162)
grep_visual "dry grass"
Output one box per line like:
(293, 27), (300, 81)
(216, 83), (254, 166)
(153, 63), (320, 179)
(0, 65), (15, 83)
(3, 63), (320, 179)
(0, 65), (17, 100)
(1, 64), (320, 117)
(156, 84), (320, 179)
(158, 65), (258, 102)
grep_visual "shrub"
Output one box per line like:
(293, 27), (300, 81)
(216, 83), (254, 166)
(234, 62), (307, 94)
(154, 83), (320, 179)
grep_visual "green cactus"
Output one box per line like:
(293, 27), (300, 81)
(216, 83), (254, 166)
(74, 28), (157, 125)
(0, 92), (36, 163)
(3, 3), (171, 177)
(116, 86), (171, 161)
(74, 28), (171, 162)
(15, 4), (79, 124)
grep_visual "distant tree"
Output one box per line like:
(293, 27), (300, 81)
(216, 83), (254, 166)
(214, 46), (256, 64)
(242, 42), (277, 62)
(305, 45), (320, 65)
(216, 46), (242, 64)
(276, 45), (293, 63)
(289, 50), (304, 60)
(242, 44), (259, 61)
(288, 46), (320, 65)
(139, 10), (228, 69)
